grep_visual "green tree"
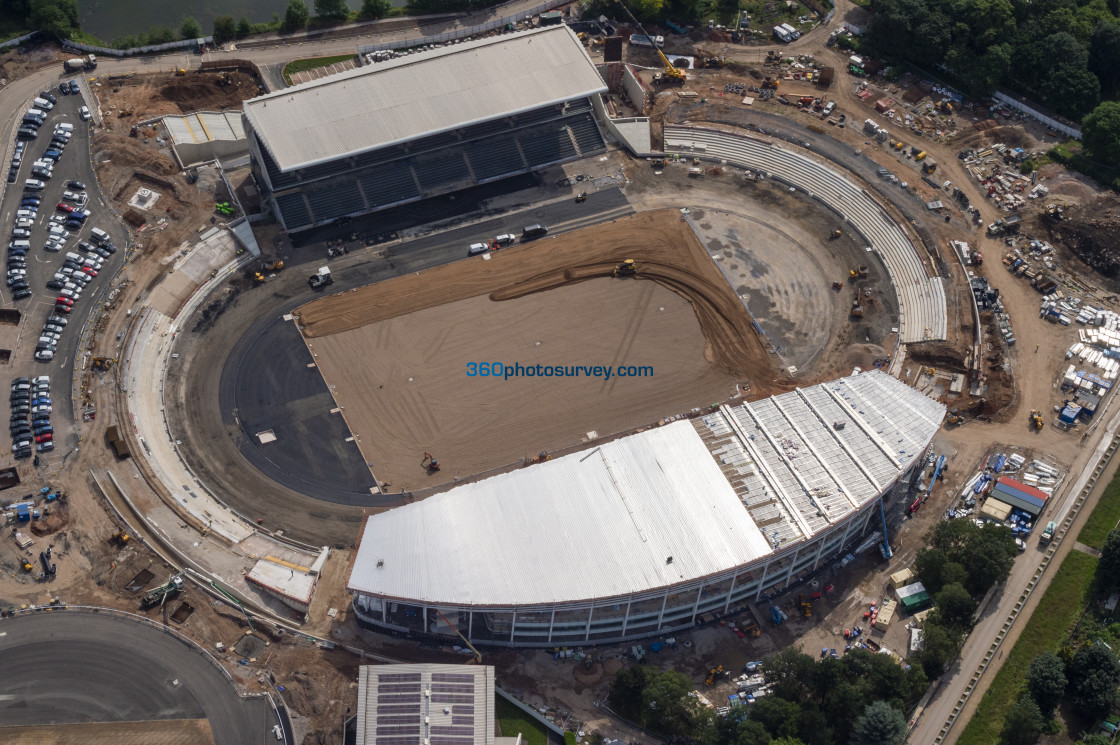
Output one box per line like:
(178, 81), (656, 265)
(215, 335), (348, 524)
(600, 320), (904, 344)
(936, 582), (977, 629)
(212, 14), (237, 43)
(1026, 652), (1067, 716)
(1098, 528), (1120, 590)
(607, 665), (656, 720)
(642, 669), (700, 736)
(763, 647), (815, 702)
(1090, 22), (1120, 97)
(751, 697), (803, 740)
(29, 0), (78, 38)
(1079, 733), (1114, 745)
(915, 547), (967, 595)
(849, 700), (906, 745)
(236, 16), (252, 37)
(1000, 695), (1044, 745)
(144, 25), (176, 44)
(180, 15), (202, 40)
(314, 0), (349, 18)
(719, 717), (772, 745)
(772, 739), (808, 745)
(914, 619), (963, 678)
(359, 0), (392, 19)
(282, 0), (311, 31)
(1069, 643), (1120, 717)
(1083, 101), (1120, 169)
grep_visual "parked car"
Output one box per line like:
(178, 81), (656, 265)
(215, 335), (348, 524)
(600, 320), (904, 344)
(79, 106), (90, 121)
(68, 80), (80, 95)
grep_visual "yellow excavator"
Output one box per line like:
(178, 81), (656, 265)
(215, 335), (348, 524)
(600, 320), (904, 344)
(91, 356), (117, 372)
(614, 0), (687, 85)
(1029, 409), (1044, 430)
(614, 259), (638, 278)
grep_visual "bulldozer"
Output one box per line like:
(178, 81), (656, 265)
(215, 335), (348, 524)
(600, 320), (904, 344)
(704, 664), (725, 686)
(829, 229), (842, 240)
(264, 260), (285, 272)
(798, 594), (812, 617)
(1029, 409), (1044, 430)
(174, 67), (187, 76)
(613, 259), (638, 278)
(110, 530), (131, 546)
(90, 356), (117, 372)
(849, 265), (868, 279)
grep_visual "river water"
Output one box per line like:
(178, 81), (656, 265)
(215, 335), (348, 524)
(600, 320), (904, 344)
(77, 0), (391, 44)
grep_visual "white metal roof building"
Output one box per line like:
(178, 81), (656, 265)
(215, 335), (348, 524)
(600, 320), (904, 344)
(161, 110), (248, 167)
(350, 371), (944, 647)
(242, 26), (608, 232)
(356, 664), (497, 745)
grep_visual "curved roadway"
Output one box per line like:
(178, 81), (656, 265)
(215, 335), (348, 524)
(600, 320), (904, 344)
(0, 610), (273, 745)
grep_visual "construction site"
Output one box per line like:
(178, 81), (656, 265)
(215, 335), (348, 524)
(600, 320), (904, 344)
(1, 3), (1120, 743)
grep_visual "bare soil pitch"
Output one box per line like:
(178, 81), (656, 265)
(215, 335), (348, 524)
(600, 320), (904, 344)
(296, 210), (777, 489)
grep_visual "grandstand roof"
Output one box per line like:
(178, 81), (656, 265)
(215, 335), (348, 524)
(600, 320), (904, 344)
(349, 371), (944, 607)
(163, 110), (245, 145)
(244, 25), (606, 172)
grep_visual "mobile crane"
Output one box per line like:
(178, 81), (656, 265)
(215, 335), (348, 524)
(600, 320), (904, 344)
(614, 0), (687, 85)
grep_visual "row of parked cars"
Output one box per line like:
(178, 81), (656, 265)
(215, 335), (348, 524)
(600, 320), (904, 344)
(35, 245), (110, 363)
(10, 376), (53, 459)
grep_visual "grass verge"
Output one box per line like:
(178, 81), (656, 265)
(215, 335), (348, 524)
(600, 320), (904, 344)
(496, 695), (550, 745)
(955, 550), (1097, 745)
(282, 53), (355, 84)
(1078, 471), (1120, 548)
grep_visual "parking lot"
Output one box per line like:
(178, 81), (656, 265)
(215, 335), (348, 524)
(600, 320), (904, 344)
(1, 77), (130, 467)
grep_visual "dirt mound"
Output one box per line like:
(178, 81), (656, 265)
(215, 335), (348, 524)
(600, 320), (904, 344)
(907, 341), (969, 373)
(156, 72), (259, 113)
(1049, 194), (1120, 279)
(97, 133), (179, 176)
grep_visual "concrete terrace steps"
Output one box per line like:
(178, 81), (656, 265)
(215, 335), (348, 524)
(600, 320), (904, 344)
(663, 126), (947, 344)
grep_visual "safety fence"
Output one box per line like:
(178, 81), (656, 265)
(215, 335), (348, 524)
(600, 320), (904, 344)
(357, 0), (560, 54)
(993, 90), (1081, 140)
(0, 31), (40, 51)
(62, 36), (214, 58)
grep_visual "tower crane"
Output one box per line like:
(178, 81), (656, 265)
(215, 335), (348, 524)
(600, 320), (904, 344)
(613, 0), (687, 84)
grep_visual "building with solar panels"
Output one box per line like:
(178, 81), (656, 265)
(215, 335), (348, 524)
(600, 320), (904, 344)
(242, 25), (608, 233)
(348, 371), (945, 648)
(356, 664), (517, 745)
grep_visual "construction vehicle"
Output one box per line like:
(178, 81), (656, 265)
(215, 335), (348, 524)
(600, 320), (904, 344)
(63, 54), (97, 72)
(215, 202), (234, 216)
(140, 574), (184, 609)
(1040, 520), (1056, 544)
(252, 272), (267, 285)
(19, 557), (32, 572)
(798, 594), (812, 617)
(613, 259), (638, 278)
(1029, 409), (1044, 430)
(946, 409), (962, 425)
(308, 266), (333, 289)
(613, 0), (687, 85)
(434, 608), (481, 663)
(110, 530), (131, 546)
(90, 356), (117, 372)
(421, 452), (441, 473)
(175, 67), (187, 76)
(849, 265), (868, 278)
(575, 192), (587, 203)
(830, 229), (842, 240)
(762, 76), (780, 89)
(117, 108), (134, 118)
(578, 31), (590, 45)
(705, 664), (725, 686)
(1044, 203), (1064, 222)
(216, 72), (232, 86)
(850, 300), (863, 318)
(832, 280), (843, 291)
(263, 260), (285, 272)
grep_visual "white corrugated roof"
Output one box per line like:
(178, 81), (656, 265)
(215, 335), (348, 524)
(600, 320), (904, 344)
(163, 111), (245, 144)
(244, 25), (606, 172)
(350, 420), (773, 606)
(349, 371), (944, 607)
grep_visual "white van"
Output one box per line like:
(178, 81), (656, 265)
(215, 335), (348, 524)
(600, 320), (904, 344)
(26, 108), (46, 119)
(9, 240), (30, 251)
(89, 227), (109, 244)
(54, 122), (73, 133)
(65, 252), (82, 263)
(468, 242), (490, 256)
(33, 97), (53, 110)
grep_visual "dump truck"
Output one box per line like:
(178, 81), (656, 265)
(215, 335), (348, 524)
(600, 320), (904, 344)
(63, 54), (97, 72)
(308, 266), (333, 289)
(1040, 521), (1056, 544)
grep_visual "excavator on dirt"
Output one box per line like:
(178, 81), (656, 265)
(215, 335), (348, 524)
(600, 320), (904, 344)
(830, 229), (842, 240)
(110, 530), (131, 546)
(90, 356), (117, 372)
(252, 271), (267, 285)
(215, 202), (235, 216)
(421, 452), (441, 473)
(216, 72), (232, 87)
(849, 265), (868, 278)
(263, 260), (285, 272)
(613, 0), (687, 85)
(1029, 409), (1044, 430)
(613, 259), (638, 278)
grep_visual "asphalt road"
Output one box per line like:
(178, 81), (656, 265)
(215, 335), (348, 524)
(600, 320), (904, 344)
(0, 82), (130, 471)
(212, 186), (631, 507)
(0, 610), (274, 744)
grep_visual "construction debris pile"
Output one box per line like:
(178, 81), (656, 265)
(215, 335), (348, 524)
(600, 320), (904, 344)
(959, 144), (1039, 213)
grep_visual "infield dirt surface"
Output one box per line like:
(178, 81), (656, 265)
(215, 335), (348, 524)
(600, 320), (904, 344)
(296, 209), (778, 490)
